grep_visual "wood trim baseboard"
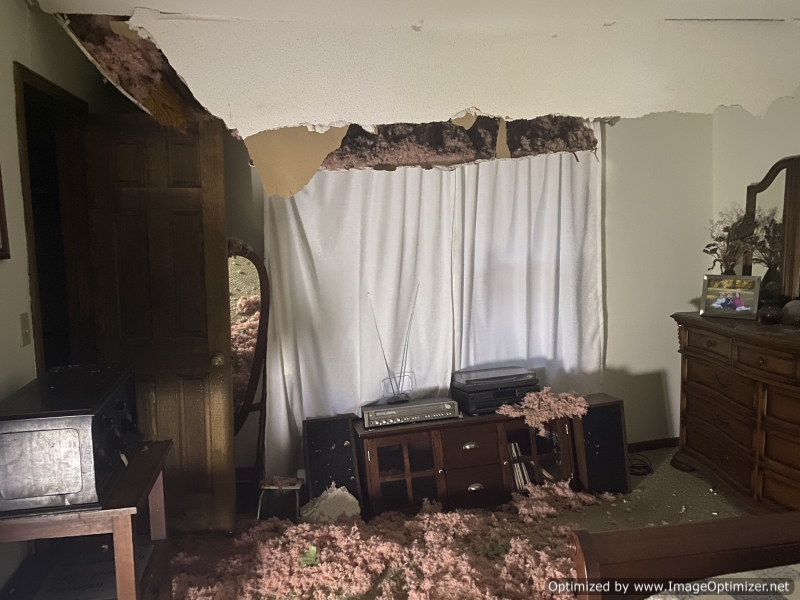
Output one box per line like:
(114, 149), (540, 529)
(627, 437), (679, 453)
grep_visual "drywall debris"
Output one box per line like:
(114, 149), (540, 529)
(299, 484), (361, 523)
(506, 115), (597, 158)
(245, 125), (348, 198)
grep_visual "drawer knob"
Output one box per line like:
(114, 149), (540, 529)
(462, 442), (479, 450)
(706, 339), (716, 348)
(467, 483), (484, 491)
(438, 469), (444, 474)
(757, 356), (765, 365)
(714, 413), (730, 426)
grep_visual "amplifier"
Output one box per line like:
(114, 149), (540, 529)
(362, 397), (459, 428)
(0, 365), (142, 514)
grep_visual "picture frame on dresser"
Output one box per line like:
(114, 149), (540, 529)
(699, 275), (760, 319)
(0, 165), (9, 260)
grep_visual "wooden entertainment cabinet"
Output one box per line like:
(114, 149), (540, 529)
(354, 414), (574, 515)
(672, 312), (800, 512)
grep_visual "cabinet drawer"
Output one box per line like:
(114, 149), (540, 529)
(764, 430), (800, 474)
(445, 464), (506, 509)
(686, 358), (756, 411)
(766, 386), (800, 428)
(735, 344), (797, 381)
(762, 469), (800, 510)
(685, 417), (753, 490)
(684, 391), (755, 451)
(686, 328), (731, 361)
(441, 424), (500, 469)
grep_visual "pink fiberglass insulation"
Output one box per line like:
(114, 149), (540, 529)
(231, 295), (260, 409)
(496, 388), (589, 435)
(170, 480), (608, 600)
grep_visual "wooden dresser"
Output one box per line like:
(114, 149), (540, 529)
(672, 311), (800, 512)
(354, 414), (573, 516)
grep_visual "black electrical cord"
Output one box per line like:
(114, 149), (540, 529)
(629, 453), (654, 477)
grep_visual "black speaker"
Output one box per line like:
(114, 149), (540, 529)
(303, 414), (363, 502)
(571, 393), (631, 494)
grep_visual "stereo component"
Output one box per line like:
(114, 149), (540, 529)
(362, 398), (459, 429)
(0, 365), (142, 514)
(450, 366), (540, 415)
(571, 393), (630, 494)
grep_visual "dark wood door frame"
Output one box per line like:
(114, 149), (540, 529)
(14, 62), (91, 374)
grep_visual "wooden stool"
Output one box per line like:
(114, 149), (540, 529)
(257, 479), (303, 520)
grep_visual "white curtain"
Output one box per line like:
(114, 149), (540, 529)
(263, 125), (603, 476)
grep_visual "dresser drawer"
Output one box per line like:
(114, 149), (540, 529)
(441, 424), (500, 469)
(761, 469), (800, 510)
(764, 430), (800, 474)
(445, 464), (506, 509)
(685, 358), (756, 411)
(685, 417), (753, 490)
(685, 328), (731, 361)
(766, 386), (800, 429)
(684, 391), (755, 451)
(735, 344), (797, 381)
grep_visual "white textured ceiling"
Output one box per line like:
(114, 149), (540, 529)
(40, 0), (800, 135)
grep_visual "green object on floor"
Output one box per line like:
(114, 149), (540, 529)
(299, 545), (320, 567)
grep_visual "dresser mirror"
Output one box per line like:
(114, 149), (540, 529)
(227, 238), (270, 486)
(741, 156), (800, 300)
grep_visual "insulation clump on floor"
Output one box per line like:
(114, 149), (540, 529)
(299, 484), (361, 524)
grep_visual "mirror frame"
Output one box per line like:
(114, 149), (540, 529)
(227, 237), (270, 434)
(741, 155), (800, 299)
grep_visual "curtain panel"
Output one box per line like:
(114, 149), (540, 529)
(263, 125), (603, 476)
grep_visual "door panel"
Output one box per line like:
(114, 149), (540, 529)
(84, 115), (234, 532)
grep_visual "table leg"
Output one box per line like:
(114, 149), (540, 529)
(148, 470), (167, 541)
(113, 514), (139, 600)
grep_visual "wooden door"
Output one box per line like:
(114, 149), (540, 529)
(84, 115), (235, 532)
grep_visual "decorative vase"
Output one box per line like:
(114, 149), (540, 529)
(722, 267), (737, 276)
(762, 266), (782, 291)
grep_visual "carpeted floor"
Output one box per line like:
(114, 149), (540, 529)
(169, 449), (744, 600)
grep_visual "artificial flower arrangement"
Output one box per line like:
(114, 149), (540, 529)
(703, 206), (782, 276)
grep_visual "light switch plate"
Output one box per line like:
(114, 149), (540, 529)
(19, 313), (32, 347)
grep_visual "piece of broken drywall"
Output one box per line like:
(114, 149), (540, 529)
(244, 126), (348, 198)
(247, 115), (595, 198)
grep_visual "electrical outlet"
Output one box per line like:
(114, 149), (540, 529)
(19, 313), (32, 347)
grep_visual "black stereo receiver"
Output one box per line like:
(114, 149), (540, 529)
(450, 366), (540, 415)
(0, 365), (142, 514)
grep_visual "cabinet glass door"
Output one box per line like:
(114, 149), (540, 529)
(369, 432), (440, 512)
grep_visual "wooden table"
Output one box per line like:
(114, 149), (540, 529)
(0, 440), (172, 600)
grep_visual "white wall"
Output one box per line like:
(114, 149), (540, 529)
(603, 114), (713, 443)
(712, 87), (800, 217)
(0, 0), (121, 588)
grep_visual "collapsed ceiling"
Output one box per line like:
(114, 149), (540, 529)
(44, 1), (800, 195)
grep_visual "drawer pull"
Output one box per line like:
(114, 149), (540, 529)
(438, 469), (444, 474)
(714, 374), (732, 388)
(714, 413), (730, 426)
(467, 483), (484, 491)
(462, 442), (479, 450)
(757, 356), (765, 365)
(706, 339), (717, 348)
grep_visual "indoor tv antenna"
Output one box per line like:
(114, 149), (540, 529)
(368, 283), (420, 405)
